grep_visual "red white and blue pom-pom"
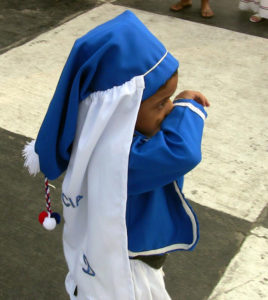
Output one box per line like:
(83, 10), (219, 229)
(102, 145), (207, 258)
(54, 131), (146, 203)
(38, 177), (61, 231)
(38, 211), (61, 230)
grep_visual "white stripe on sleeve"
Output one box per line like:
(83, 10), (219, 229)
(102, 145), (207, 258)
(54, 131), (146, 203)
(173, 102), (206, 121)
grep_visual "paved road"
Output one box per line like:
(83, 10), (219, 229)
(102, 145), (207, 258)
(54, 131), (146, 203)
(0, 1), (267, 299)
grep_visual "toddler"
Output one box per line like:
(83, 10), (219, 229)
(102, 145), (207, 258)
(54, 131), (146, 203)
(24, 10), (209, 300)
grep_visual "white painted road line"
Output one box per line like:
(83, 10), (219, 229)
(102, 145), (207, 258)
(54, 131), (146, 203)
(0, 3), (267, 223)
(208, 226), (268, 300)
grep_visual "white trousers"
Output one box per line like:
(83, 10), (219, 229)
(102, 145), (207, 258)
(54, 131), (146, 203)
(67, 259), (172, 300)
(129, 259), (172, 300)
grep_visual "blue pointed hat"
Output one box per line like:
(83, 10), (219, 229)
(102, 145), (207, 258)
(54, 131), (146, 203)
(31, 10), (178, 180)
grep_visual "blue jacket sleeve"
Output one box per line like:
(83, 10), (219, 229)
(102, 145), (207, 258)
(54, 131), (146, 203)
(128, 99), (207, 195)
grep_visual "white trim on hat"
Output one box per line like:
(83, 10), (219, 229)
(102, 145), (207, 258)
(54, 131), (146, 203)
(143, 51), (168, 77)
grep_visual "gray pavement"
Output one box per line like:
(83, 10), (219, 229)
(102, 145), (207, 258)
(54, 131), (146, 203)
(0, 0), (97, 54)
(1, 0), (267, 56)
(0, 1), (267, 300)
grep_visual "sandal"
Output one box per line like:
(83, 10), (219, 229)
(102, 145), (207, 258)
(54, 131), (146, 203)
(249, 14), (262, 22)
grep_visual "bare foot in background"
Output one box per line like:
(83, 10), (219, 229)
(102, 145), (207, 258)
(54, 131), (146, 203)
(201, 0), (214, 18)
(170, 0), (192, 12)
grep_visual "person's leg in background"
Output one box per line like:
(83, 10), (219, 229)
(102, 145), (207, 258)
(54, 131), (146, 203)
(201, 0), (214, 18)
(170, 0), (214, 18)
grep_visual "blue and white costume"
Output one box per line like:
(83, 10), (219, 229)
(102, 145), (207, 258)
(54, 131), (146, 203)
(127, 98), (206, 256)
(24, 10), (207, 300)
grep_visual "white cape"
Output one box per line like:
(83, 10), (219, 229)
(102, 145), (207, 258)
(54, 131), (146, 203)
(62, 75), (145, 300)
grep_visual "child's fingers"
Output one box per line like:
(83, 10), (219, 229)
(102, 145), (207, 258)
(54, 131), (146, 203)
(200, 96), (210, 107)
(205, 99), (210, 107)
(174, 91), (210, 107)
(195, 93), (210, 107)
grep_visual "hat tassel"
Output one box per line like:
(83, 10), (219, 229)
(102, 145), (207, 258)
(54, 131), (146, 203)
(22, 141), (61, 230)
(22, 140), (40, 176)
(38, 177), (61, 230)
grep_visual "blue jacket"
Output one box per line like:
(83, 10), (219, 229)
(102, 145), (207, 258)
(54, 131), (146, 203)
(127, 99), (207, 256)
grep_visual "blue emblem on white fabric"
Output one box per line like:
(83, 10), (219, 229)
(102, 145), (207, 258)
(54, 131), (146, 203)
(61, 193), (83, 208)
(82, 254), (96, 277)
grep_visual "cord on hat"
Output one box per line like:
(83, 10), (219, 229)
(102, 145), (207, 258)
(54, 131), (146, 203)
(22, 140), (61, 230)
(38, 177), (61, 230)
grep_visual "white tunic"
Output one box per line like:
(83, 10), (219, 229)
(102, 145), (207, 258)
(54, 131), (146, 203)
(62, 76), (144, 300)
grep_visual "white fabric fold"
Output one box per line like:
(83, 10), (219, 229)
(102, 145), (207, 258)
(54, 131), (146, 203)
(62, 75), (145, 300)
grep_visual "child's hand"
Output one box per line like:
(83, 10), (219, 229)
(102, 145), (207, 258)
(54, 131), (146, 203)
(174, 90), (210, 107)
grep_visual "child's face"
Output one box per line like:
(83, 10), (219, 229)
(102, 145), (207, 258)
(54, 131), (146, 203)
(135, 72), (178, 137)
